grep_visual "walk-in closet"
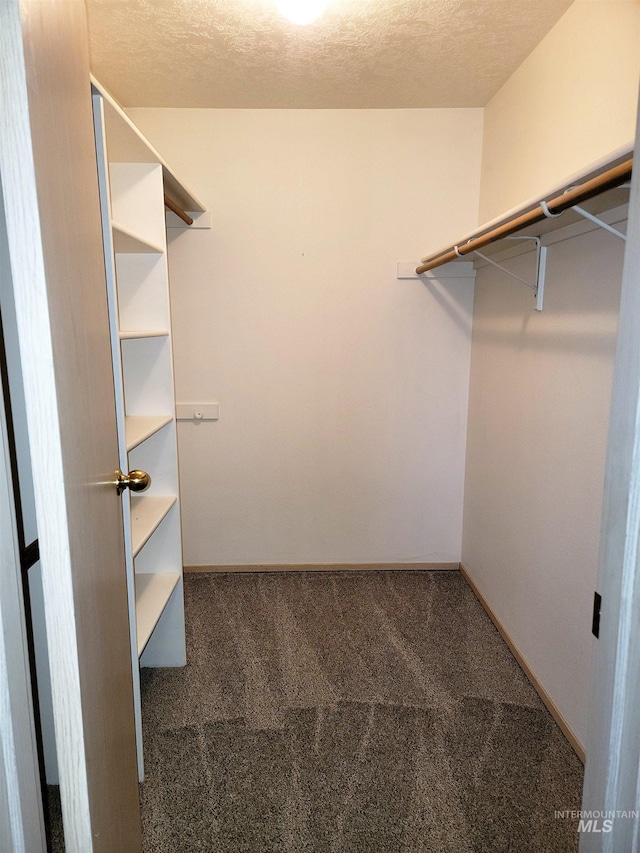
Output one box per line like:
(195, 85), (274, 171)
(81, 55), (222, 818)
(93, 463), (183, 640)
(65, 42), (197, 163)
(1, 1), (640, 851)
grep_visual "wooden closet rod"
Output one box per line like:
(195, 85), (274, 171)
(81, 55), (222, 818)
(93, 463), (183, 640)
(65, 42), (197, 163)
(416, 158), (633, 275)
(164, 193), (194, 226)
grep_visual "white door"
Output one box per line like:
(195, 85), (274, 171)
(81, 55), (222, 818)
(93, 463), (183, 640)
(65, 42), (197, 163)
(0, 1), (142, 850)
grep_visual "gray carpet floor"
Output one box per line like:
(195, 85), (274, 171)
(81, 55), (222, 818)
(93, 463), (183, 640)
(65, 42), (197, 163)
(138, 570), (583, 852)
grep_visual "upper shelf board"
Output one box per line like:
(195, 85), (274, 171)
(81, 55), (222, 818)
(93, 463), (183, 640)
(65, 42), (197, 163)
(419, 147), (632, 269)
(91, 75), (206, 215)
(483, 185), (629, 250)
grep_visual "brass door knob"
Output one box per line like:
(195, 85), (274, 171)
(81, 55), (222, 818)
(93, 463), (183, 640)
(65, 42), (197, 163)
(115, 469), (151, 496)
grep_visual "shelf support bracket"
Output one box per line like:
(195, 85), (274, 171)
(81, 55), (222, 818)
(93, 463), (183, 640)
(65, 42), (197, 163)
(470, 236), (547, 311)
(571, 205), (627, 240)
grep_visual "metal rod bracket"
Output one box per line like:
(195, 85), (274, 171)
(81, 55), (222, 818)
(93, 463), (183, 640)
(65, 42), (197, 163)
(572, 205), (627, 240)
(472, 236), (547, 311)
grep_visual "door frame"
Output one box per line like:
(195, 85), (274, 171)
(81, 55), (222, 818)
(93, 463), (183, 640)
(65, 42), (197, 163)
(0, 315), (46, 853)
(0, 4), (93, 846)
(580, 100), (640, 847)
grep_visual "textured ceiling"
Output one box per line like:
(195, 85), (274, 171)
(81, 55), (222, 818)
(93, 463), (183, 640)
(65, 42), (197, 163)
(86, 0), (575, 109)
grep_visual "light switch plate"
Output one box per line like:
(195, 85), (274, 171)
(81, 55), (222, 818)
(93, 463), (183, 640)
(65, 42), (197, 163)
(176, 403), (219, 421)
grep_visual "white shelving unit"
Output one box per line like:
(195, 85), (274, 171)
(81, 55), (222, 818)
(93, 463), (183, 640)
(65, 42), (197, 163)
(91, 80), (206, 779)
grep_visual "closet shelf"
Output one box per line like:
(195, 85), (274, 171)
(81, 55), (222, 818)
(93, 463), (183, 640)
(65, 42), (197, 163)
(112, 221), (164, 254)
(125, 415), (173, 451)
(119, 329), (169, 340)
(417, 152), (632, 275)
(135, 572), (181, 656)
(131, 495), (177, 557)
(91, 75), (206, 215)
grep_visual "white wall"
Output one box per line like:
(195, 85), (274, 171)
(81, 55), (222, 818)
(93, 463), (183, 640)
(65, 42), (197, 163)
(129, 108), (483, 566)
(479, 0), (640, 223)
(462, 225), (625, 750)
(462, 0), (639, 753)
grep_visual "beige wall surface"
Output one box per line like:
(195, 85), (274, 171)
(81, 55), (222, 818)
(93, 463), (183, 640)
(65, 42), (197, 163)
(468, 0), (639, 751)
(129, 107), (482, 566)
(479, 0), (640, 224)
(462, 225), (625, 748)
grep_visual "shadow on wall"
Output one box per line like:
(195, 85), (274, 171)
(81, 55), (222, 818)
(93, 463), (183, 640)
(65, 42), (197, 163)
(471, 321), (619, 358)
(421, 278), (474, 338)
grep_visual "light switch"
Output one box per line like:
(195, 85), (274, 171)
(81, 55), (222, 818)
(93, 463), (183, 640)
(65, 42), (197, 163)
(176, 403), (220, 421)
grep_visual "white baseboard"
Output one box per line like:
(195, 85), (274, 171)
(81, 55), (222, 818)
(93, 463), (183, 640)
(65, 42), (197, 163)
(184, 561), (460, 573)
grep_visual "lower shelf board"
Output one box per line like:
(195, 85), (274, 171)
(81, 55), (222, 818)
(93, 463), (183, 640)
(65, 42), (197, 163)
(125, 414), (173, 451)
(112, 220), (164, 254)
(135, 571), (181, 656)
(119, 329), (169, 340)
(130, 495), (177, 556)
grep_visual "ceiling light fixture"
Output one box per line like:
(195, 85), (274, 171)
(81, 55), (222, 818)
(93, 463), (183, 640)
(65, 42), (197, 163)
(275, 0), (328, 25)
